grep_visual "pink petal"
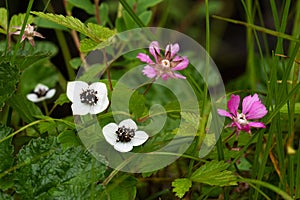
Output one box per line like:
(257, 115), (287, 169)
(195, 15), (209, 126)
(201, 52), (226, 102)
(161, 74), (170, 80)
(174, 73), (186, 79)
(142, 65), (157, 78)
(242, 94), (259, 114)
(172, 56), (189, 70)
(248, 121), (266, 129)
(246, 101), (268, 120)
(217, 109), (233, 118)
(228, 94), (240, 117)
(165, 43), (179, 58)
(34, 32), (45, 39)
(149, 41), (160, 63)
(137, 53), (154, 64)
(21, 35), (26, 42)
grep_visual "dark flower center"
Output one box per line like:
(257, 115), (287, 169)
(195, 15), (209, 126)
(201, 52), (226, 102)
(80, 89), (98, 105)
(34, 88), (48, 98)
(116, 126), (135, 143)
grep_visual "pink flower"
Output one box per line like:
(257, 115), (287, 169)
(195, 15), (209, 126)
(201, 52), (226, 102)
(137, 41), (189, 80)
(217, 93), (268, 136)
(12, 24), (45, 46)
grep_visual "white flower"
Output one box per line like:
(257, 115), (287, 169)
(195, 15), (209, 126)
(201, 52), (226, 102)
(26, 83), (56, 102)
(103, 119), (149, 152)
(66, 81), (109, 115)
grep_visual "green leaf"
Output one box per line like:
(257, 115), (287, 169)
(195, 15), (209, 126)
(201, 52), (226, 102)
(172, 178), (192, 198)
(58, 130), (82, 150)
(0, 8), (7, 34)
(181, 112), (200, 127)
(0, 62), (20, 110)
(20, 60), (58, 94)
(280, 103), (300, 114)
(0, 125), (14, 172)
(34, 17), (68, 31)
(54, 93), (70, 106)
(129, 91), (147, 119)
(191, 160), (238, 187)
(31, 12), (115, 43)
(9, 13), (34, 32)
(69, 57), (82, 69)
(104, 175), (137, 200)
(137, 0), (163, 14)
(67, 0), (94, 15)
(14, 137), (107, 199)
(0, 191), (13, 200)
(8, 94), (43, 123)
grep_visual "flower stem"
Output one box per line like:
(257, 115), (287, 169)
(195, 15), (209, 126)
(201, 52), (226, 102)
(42, 101), (49, 115)
(94, 0), (101, 24)
(143, 79), (155, 95)
(103, 49), (113, 91)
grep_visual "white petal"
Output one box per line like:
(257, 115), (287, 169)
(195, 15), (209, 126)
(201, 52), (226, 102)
(45, 89), (56, 99)
(89, 96), (109, 114)
(26, 93), (40, 102)
(34, 83), (49, 93)
(89, 82), (108, 96)
(67, 81), (88, 102)
(114, 142), (133, 152)
(71, 103), (90, 115)
(119, 119), (137, 130)
(102, 123), (118, 146)
(131, 131), (149, 146)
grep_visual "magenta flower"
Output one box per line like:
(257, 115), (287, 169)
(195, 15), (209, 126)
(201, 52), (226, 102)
(12, 24), (45, 46)
(137, 41), (189, 80)
(217, 93), (268, 135)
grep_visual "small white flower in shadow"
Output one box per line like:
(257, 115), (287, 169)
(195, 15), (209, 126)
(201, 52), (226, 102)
(103, 119), (149, 152)
(26, 83), (56, 103)
(66, 81), (109, 115)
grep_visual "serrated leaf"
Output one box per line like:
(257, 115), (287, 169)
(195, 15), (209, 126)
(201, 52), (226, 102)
(0, 62), (20, 110)
(181, 112), (200, 127)
(172, 178), (192, 198)
(58, 130), (82, 150)
(79, 38), (99, 52)
(0, 125), (14, 172)
(31, 12), (115, 43)
(14, 137), (107, 199)
(54, 93), (70, 106)
(191, 160), (237, 187)
(8, 94), (43, 123)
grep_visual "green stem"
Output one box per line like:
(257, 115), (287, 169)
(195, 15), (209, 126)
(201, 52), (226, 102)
(4, 0), (9, 55)
(119, 0), (145, 28)
(42, 101), (49, 116)
(241, 178), (293, 200)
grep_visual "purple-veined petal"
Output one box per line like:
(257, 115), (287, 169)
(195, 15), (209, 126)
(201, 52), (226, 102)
(28, 38), (35, 46)
(66, 81), (88, 103)
(165, 43), (179, 58)
(242, 93), (259, 114)
(217, 109), (233, 118)
(114, 142), (133, 152)
(137, 53), (154, 64)
(102, 123), (118, 146)
(21, 35), (26, 43)
(119, 119), (138, 130)
(71, 102), (90, 115)
(131, 131), (149, 146)
(172, 56), (189, 70)
(248, 121), (266, 129)
(246, 101), (268, 120)
(149, 41), (160, 63)
(142, 65), (157, 78)
(228, 94), (240, 117)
